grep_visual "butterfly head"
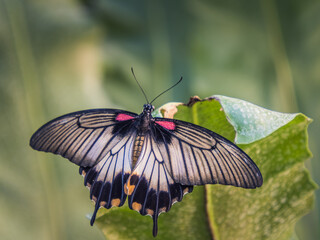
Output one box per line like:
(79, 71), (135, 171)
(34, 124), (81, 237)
(143, 104), (155, 114)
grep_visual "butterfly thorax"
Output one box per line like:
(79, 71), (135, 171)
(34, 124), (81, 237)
(135, 103), (154, 131)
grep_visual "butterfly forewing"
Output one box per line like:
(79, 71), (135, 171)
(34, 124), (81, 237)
(30, 109), (138, 167)
(153, 117), (263, 188)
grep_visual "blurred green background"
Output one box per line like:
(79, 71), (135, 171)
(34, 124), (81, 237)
(0, 0), (319, 239)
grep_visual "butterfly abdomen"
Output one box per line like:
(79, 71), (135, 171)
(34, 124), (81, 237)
(132, 132), (145, 168)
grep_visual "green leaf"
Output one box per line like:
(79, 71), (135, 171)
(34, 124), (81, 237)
(95, 96), (316, 240)
(213, 95), (296, 144)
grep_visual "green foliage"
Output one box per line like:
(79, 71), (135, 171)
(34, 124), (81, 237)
(95, 96), (316, 240)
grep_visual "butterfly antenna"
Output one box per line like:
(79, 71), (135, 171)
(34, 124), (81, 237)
(131, 67), (149, 104)
(150, 76), (183, 104)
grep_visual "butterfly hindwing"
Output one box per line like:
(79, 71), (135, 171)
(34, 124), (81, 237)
(80, 132), (137, 225)
(126, 134), (193, 237)
(153, 117), (263, 188)
(30, 109), (138, 167)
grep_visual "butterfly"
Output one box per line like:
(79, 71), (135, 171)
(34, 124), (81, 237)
(29, 71), (263, 237)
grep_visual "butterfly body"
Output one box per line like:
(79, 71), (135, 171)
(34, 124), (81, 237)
(132, 131), (145, 166)
(130, 105), (154, 168)
(30, 103), (262, 237)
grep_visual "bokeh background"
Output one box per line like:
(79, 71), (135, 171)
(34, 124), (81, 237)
(0, 0), (319, 239)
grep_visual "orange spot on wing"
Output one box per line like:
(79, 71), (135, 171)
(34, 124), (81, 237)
(111, 198), (120, 207)
(159, 207), (167, 213)
(146, 209), (154, 216)
(124, 182), (135, 195)
(132, 202), (142, 211)
(124, 175), (137, 195)
(172, 197), (178, 204)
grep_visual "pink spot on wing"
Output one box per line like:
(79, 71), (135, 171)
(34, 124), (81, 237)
(116, 113), (135, 121)
(156, 121), (176, 130)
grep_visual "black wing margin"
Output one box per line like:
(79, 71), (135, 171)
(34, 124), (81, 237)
(30, 109), (138, 167)
(153, 117), (263, 189)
